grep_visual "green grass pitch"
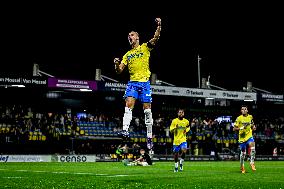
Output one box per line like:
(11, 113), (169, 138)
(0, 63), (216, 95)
(0, 161), (283, 188)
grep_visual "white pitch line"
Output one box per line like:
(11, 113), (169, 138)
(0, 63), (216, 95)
(95, 174), (108, 176)
(2, 177), (25, 179)
(105, 175), (130, 177)
(33, 170), (47, 173)
(73, 173), (107, 175)
(0, 168), (130, 177)
(51, 171), (69, 174)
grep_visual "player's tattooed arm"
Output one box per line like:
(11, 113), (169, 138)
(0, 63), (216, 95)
(149, 18), (161, 46)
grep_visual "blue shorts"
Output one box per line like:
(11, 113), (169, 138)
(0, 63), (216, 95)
(124, 81), (152, 103)
(173, 142), (188, 153)
(239, 137), (255, 151)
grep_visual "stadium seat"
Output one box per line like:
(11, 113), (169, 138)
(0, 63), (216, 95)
(80, 130), (85, 135)
(127, 154), (133, 159)
(32, 135), (37, 140)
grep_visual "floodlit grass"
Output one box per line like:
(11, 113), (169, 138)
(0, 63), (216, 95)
(0, 161), (284, 188)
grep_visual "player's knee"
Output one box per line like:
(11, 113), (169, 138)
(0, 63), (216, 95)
(125, 97), (135, 108)
(249, 142), (255, 147)
(143, 103), (151, 109)
(125, 102), (135, 109)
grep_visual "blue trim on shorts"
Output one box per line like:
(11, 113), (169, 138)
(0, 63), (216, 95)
(124, 81), (152, 103)
(173, 142), (188, 153)
(239, 137), (255, 151)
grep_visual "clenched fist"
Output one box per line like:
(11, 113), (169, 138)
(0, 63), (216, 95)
(155, 18), (161, 26)
(114, 58), (120, 64)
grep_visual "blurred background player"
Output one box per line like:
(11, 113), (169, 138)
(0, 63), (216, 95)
(233, 105), (257, 174)
(123, 149), (152, 166)
(115, 144), (123, 162)
(170, 108), (190, 172)
(132, 143), (141, 160)
(114, 18), (162, 155)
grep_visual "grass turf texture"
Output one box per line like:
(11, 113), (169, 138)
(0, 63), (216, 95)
(0, 161), (283, 188)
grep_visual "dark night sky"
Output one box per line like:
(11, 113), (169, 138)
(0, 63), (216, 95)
(1, 4), (283, 94)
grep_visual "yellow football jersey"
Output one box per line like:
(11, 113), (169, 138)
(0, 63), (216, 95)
(234, 114), (254, 143)
(121, 43), (152, 82)
(170, 118), (190, 145)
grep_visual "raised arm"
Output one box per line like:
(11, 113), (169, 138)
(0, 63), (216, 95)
(114, 58), (126, 74)
(149, 18), (162, 46)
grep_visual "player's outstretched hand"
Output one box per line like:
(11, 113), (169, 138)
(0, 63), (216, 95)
(114, 58), (120, 65)
(155, 18), (161, 26)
